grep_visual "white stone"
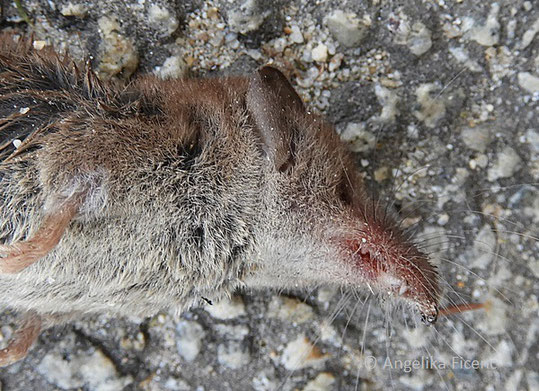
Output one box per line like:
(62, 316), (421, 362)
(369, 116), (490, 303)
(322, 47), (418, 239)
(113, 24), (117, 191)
(267, 296), (314, 323)
(375, 84), (399, 123)
(213, 324), (250, 340)
(37, 353), (84, 389)
(204, 296), (246, 319)
(311, 44), (328, 62)
(470, 3), (500, 46)
(303, 372), (336, 391)
(252, 371), (278, 391)
(328, 53), (343, 71)
(60, 3), (87, 17)
(33, 40), (47, 50)
(164, 377), (191, 391)
(339, 122), (376, 152)
(437, 213), (449, 225)
(325, 10), (368, 47)
(281, 335), (327, 370)
(97, 16), (139, 79)
(521, 17), (539, 49)
(217, 341), (250, 369)
(413, 83), (446, 128)
(148, 4), (179, 36)
(460, 126), (493, 152)
(318, 320), (338, 344)
(374, 166), (390, 182)
(154, 56), (187, 79)
(487, 147), (522, 181)
(525, 129), (539, 153)
(227, 0), (269, 34)
(175, 320), (205, 362)
(517, 72), (539, 93)
(98, 16), (119, 36)
(407, 22), (432, 56)
(449, 46), (482, 72)
(290, 25), (304, 44)
(37, 349), (133, 391)
(475, 297), (509, 336)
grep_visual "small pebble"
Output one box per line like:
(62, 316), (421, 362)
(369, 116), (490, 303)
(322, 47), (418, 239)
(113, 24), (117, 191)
(520, 17), (539, 49)
(60, 3), (87, 17)
(33, 41), (47, 50)
(517, 72), (539, 93)
(227, 0), (269, 34)
(339, 123), (376, 152)
(303, 372), (336, 391)
(213, 324), (250, 340)
(375, 84), (399, 123)
(461, 126), (493, 152)
(407, 22), (432, 56)
(37, 349), (133, 390)
(311, 44), (329, 62)
(289, 25), (304, 44)
(470, 3), (500, 46)
(217, 341), (250, 369)
(176, 320), (205, 362)
(204, 296), (246, 319)
(413, 83), (446, 128)
(437, 213), (449, 225)
(374, 166), (390, 182)
(148, 4), (179, 36)
(154, 56), (188, 80)
(97, 16), (139, 80)
(325, 10), (368, 48)
(267, 296), (314, 323)
(281, 335), (327, 370)
(487, 147), (522, 181)
(164, 377), (191, 391)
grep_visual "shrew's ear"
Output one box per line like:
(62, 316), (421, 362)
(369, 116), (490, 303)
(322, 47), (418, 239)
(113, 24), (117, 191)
(246, 66), (304, 171)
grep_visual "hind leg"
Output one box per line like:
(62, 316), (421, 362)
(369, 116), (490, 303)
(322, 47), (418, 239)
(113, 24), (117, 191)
(0, 195), (81, 273)
(0, 312), (41, 366)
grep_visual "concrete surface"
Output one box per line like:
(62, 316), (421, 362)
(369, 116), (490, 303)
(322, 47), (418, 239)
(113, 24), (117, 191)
(0, 0), (537, 390)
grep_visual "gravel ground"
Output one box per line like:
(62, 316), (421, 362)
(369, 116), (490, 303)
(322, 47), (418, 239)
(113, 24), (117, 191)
(0, 0), (537, 390)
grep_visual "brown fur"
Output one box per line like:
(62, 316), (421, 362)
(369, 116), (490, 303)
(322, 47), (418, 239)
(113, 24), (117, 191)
(0, 35), (439, 366)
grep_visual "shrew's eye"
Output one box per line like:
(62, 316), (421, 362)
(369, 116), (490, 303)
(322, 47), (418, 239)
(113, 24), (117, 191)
(278, 137), (296, 173)
(337, 175), (354, 206)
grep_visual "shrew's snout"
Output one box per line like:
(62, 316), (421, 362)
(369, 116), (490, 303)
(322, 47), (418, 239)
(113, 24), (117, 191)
(341, 224), (441, 325)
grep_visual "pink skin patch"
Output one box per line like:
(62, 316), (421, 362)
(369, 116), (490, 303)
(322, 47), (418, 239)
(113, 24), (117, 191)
(339, 224), (440, 325)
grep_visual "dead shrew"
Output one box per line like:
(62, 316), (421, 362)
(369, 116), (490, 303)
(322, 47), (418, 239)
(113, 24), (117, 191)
(0, 36), (439, 366)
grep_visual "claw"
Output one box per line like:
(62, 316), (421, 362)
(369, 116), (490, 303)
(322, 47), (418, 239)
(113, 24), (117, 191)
(420, 304), (439, 326)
